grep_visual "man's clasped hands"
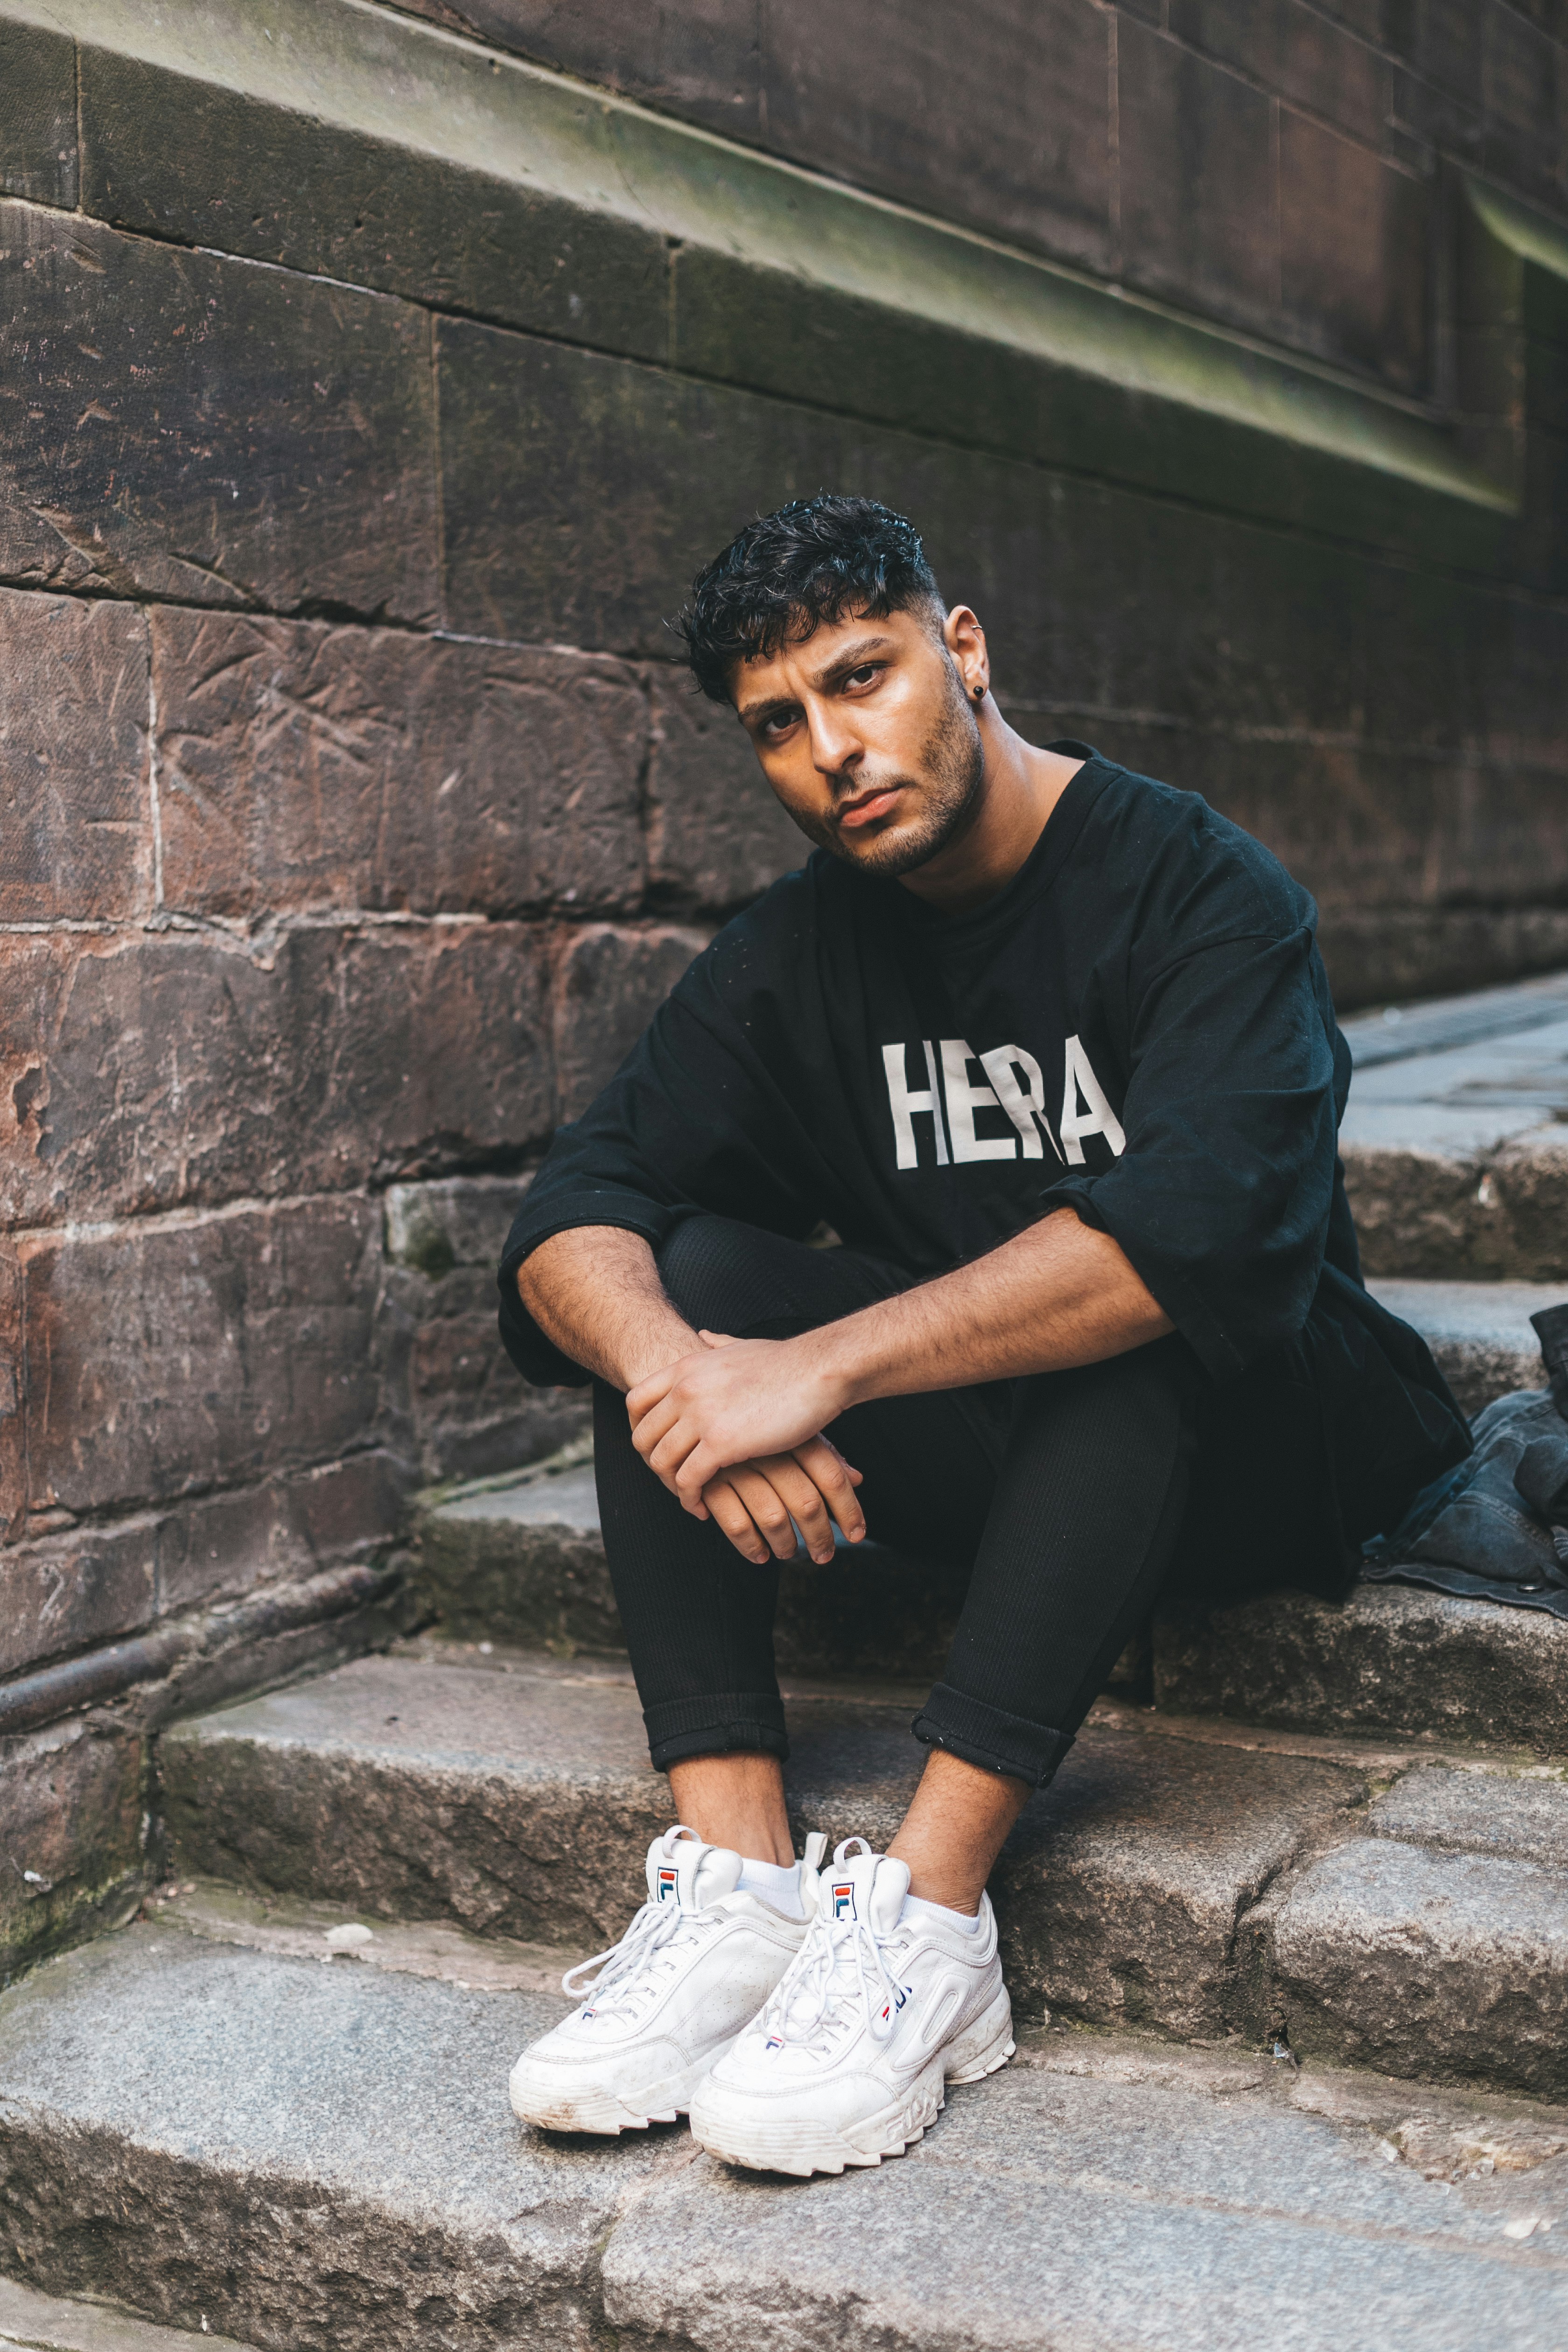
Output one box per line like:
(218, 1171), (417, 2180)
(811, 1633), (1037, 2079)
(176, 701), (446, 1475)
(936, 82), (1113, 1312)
(625, 1330), (867, 1571)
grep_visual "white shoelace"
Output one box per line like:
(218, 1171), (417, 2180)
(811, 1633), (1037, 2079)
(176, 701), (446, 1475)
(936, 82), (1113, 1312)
(560, 1896), (713, 2020)
(760, 1904), (908, 2051)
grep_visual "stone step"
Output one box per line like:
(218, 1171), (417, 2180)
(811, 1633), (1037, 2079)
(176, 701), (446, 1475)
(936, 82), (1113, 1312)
(1155, 1579), (1568, 1753)
(159, 1643), (1568, 2097)
(0, 2277), (255, 2352)
(413, 1454), (973, 1681)
(1339, 972), (1568, 1280)
(413, 1271), (1550, 1674)
(5, 1925), (1568, 2351)
(159, 1644), (1362, 2044)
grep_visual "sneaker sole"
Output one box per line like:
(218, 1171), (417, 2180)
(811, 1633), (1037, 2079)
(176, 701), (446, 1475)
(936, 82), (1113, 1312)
(509, 2053), (711, 2136)
(692, 1999), (1016, 2178)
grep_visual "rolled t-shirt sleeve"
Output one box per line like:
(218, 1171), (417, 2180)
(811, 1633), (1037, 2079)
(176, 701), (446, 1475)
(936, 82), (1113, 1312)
(497, 973), (822, 1386)
(1039, 927), (1338, 1383)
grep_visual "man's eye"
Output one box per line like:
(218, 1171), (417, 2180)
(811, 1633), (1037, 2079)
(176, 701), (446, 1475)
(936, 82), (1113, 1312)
(846, 665), (878, 688)
(763, 709), (799, 738)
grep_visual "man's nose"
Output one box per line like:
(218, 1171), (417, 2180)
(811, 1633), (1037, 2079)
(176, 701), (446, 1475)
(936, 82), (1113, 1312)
(806, 704), (862, 779)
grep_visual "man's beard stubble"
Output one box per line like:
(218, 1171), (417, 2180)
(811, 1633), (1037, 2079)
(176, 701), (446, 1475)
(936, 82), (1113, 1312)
(812, 667), (986, 879)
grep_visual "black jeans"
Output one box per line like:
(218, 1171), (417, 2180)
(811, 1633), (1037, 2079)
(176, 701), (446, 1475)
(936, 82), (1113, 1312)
(593, 1216), (1198, 1789)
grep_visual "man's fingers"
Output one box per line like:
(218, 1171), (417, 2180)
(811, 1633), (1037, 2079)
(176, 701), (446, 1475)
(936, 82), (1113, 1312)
(743, 1457), (838, 1564)
(724, 1466), (803, 1561)
(629, 1390), (684, 1460)
(701, 1478), (771, 1566)
(791, 1436), (868, 1543)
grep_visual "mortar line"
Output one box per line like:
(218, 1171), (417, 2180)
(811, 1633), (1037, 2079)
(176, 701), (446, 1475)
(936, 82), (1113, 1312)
(144, 609), (164, 911)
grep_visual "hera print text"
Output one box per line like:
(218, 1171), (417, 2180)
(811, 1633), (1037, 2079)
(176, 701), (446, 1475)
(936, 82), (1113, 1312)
(881, 1039), (1127, 1171)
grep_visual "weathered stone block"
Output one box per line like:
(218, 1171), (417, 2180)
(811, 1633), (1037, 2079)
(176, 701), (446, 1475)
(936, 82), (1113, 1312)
(0, 202), (436, 619)
(1280, 110), (1430, 392)
(1, 924), (555, 1225)
(10, 1195), (386, 1522)
(0, 588), (151, 922)
(644, 669), (804, 914)
(0, 1932), (684, 2349)
(152, 1450), (412, 1617)
(0, 1517), (158, 1679)
(78, 28), (671, 363)
(1117, 19), (1280, 338)
(763, 0), (1112, 272)
(0, 1717), (146, 1982)
(1154, 1582), (1568, 1751)
(1344, 1138), (1568, 1281)
(553, 922), (707, 1120)
(1258, 1835), (1568, 2096)
(1169, 0), (1390, 157)
(604, 2060), (1568, 2352)
(383, 1177), (591, 1480)
(990, 1734), (1363, 2036)
(393, 0), (761, 138)
(151, 606), (645, 923)
(0, 1241), (21, 1543)
(0, 18), (77, 207)
(413, 1468), (622, 1653)
(384, 1175), (525, 1282)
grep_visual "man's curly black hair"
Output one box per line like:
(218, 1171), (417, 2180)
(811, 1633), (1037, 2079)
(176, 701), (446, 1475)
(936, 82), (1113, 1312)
(676, 493), (946, 704)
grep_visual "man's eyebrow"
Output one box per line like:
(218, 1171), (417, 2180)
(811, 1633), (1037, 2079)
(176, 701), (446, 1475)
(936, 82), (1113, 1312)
(736, 634), (896, 725)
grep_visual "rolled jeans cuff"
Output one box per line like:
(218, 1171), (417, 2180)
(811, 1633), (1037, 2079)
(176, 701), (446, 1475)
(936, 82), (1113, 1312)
(911, 1682), (1075, 1789)
(644, 1690), (790, 1774)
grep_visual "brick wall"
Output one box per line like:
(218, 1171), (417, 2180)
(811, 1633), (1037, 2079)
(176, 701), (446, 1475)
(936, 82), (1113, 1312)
(1, 0), (1566, 1966)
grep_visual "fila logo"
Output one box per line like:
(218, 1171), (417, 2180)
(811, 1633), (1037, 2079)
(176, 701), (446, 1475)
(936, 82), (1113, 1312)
(764, 2033), (786, 2052)
(881, 1036), (1126, 1172)
(831, 1881), (856, 1922)
(656, 1865), (679, 1904)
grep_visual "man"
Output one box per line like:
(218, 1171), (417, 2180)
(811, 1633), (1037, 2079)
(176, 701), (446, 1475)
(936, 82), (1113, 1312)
(497, 495), (1468, 2177)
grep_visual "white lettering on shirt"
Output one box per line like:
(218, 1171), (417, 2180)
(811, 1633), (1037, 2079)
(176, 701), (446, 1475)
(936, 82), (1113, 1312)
(882, 1039), (951, 1170)
(940, 1039), (1019, 1163)
(1059, 1032), (1127, 1165)
(979, 1044), (1064, 1163)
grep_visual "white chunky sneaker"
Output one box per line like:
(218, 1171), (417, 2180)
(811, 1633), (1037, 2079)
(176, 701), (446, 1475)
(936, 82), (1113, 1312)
(508, 1825), (825, 2135)
(689, 1835), (1014, 2177)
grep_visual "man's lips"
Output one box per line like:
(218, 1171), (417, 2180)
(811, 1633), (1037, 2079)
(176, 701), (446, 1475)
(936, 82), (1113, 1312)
(835, 784), (904, 831)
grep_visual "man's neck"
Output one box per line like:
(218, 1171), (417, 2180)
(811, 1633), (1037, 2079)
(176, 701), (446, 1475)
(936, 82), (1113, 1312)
(897, 714), (1084, 916)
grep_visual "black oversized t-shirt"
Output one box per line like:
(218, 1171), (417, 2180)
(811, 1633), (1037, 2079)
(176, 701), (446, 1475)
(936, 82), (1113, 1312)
(499, 748), (1469, 1601)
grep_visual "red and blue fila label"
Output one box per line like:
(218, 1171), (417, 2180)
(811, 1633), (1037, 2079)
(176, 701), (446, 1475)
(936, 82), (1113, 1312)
(657, 1865), (679, 1903)
(831, 1881), (856, 1922)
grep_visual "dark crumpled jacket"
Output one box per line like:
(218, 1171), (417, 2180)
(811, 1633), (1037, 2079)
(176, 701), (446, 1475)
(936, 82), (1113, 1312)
(1362, 1305), (1568, 1619)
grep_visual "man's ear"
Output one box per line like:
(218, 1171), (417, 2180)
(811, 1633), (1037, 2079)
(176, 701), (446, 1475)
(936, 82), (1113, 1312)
(942, 604), (989, 702)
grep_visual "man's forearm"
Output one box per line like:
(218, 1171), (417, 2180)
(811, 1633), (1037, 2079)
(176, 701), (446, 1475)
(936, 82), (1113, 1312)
(805, 1210), (1171, 1412)
(516, 1226), (699, 1392)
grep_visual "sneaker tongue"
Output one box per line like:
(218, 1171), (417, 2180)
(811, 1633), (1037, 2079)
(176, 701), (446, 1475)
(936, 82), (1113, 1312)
(644, 1831), (742, 1912)
(823, 1844), (909, 1936)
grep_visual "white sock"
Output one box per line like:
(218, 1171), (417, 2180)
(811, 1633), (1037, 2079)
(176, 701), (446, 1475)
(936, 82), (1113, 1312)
(736, 1855), (805, 1917)
(900, 1891), (982, 1935)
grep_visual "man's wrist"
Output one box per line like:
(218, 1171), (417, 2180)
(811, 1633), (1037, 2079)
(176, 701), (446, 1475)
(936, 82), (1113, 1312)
(786, 1325), (865, 1423)
(618, 1318), (702, 1395)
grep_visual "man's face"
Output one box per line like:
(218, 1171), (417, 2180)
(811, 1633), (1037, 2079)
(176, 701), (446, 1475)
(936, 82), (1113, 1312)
(732, 605), (986, 879)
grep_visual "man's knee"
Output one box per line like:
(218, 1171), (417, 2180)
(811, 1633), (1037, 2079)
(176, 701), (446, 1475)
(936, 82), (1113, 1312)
(654, 1215), (798, 1337)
